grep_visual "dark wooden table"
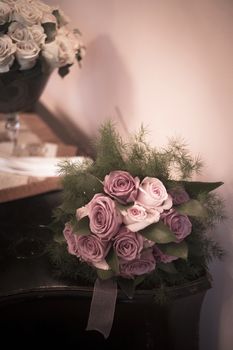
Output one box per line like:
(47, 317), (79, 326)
(0, 191), (211, 350)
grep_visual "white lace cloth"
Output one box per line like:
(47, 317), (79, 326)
(0, 156), (87, 177)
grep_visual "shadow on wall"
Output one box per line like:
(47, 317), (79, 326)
(35, 102), (94, 157)
(37, 35), (135, 155)
(200, 188), (233, 350)
(69, 34), (135, 138)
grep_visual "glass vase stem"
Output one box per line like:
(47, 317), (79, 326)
(5, 113), (20, 148)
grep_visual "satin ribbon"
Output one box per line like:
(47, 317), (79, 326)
(86, 278), (118, 339)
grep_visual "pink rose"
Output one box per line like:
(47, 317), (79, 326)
(113, 226), (144, 261)
(136, 177), (173, 212)
(76, 205), (88, 221)
(153, 245), (178, 263)
(122, 204), (160, 232)
(63, 222), (78, 255)
(162, 209), (192, 242)
(168, 187), (190, 205)
(92, 260), (110, 270)
(88, 194), (122, 241)
(119, 249), (156, 278)
(103, 170), (140, 204)
(75, 234), (110, 263)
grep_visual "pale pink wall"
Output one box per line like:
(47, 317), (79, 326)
(42, 1), (233, 349)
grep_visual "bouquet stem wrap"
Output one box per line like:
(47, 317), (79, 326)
(86, 278), (118, 338)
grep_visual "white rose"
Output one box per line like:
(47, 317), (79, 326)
(57, 26), (70, 37)
(13, 0), (43, 26)
(16, 40), (40, 70)
(136, 177), (173, 212)
(0, 2), (12, 25)
(41, 40), (58, 68)
(92, 260), (110, 270)
(8, 22), (32, 42)
(158, 195), (173, 213)
(30, 0), (52, 14)
(58, 27), (84, 53)
(121, 204), (160, 232)
(41, 12), (57, 25)
(42, 34), (75, 68)
(67, 31), (82, 52)
(1, 0), (17, 10)
(29, 24), (46, 46)
(0, 34), (16, 72)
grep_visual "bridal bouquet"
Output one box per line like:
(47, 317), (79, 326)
(0, 0), (85, 76)
(49, 122), (224, 337)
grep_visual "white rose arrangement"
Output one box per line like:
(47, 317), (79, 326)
(0, 0), (85, 76)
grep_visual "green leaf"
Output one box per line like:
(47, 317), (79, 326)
(168, 181), (223, 197)
(117, 277), (135, 299)
(157, 262), (178, 274)
(134, 275), (145, 287)
(97, 269), (114, 280)
(106, 248), (119, 274)
(116, 202), (133, 212)
(158, 241), (188, 260)
(52, 9), (69, 27)
(76, 51), (83, 63)
(140, 221), (177, 243)
(42, 22), (56, 43)
(58, 64), (72, 78)
(74, 28), (82, 36)
(74, 216), (90, 235)
(53, 233), (65, 244)
(176, 199), (208, 217)
(0, 22), (10, 34)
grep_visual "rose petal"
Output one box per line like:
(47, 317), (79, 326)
(93, 260), (110, 270)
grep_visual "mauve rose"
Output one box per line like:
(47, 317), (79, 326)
(122, 204), (160, 232)
(162, 209), (192, 242)
(168, 187), (190, 205)
(119, 249), (156, 278)
(136, 177), (173, 213)
(153, 245), (178, 263)
(103, 170), (140, 204)
(88, 194), (122, 241)
(113, 226), (143, 261)
(63, 222), (78, 255)
(75, 234), (110, 264)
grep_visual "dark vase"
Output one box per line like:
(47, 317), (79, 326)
(0, 192), (211, 350)
(0, 61), (51, 114)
